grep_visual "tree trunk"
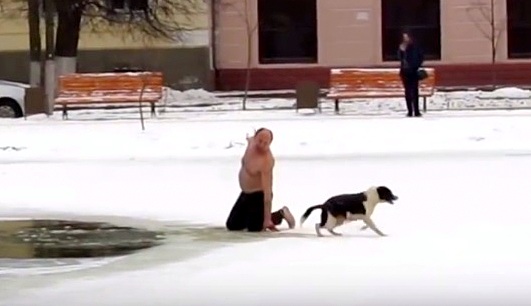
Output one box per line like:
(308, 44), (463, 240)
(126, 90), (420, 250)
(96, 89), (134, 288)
(242, 32), (252, 110)
(241, 0), (253, 110)
(54, 1), (83, 77)
(491, 42), (497, 89)
(27, 0), (42, 87)
(44, 0), (56, 116)
(490, 0), (497, 89)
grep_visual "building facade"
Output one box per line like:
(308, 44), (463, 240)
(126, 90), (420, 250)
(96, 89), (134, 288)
(214, 0), (531, 90)
(0, 1), (213, 90)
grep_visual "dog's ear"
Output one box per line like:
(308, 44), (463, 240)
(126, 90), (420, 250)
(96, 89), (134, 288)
(375, 186), (387, 199)
(376, 186), (397, 203)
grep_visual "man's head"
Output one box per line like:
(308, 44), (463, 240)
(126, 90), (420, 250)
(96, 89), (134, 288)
(251, 127), (273, 153)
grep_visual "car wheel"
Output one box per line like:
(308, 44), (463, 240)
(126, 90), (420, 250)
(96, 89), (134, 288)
(0, 98), (23, 118)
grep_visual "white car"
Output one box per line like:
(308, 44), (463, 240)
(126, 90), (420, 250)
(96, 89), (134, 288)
(0, 80), (28, 118)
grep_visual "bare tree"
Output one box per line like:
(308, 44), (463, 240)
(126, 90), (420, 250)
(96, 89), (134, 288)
(3, 0), (205, 75)
(52, 0), (205, 77)
(2, 0), (205, 114)
(44, 0), (55, 115)
(216, 0), (258, 110)
(27, 0), (42, 87)
(466, 0), (506, 87)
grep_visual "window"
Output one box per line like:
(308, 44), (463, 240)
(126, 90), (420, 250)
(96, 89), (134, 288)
(108, 0), (148, 12)
(257, 0), (318, 64)
(381, 0), (441, 61)
(507, 0), (531, 58)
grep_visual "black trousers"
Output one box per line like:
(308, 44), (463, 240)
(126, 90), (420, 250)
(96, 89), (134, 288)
(225, 191), (283, 232)
(400, 70), (420, 116)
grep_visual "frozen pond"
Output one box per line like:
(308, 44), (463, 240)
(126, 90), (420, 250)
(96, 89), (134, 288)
(2, 153), (531, 305)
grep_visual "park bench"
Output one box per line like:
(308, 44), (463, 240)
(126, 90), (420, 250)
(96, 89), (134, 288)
(326, 68), (436, 113)
(55, 71), (164, 119)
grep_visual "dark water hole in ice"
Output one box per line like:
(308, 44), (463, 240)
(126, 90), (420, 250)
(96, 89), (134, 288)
(0, 219), (165, 259)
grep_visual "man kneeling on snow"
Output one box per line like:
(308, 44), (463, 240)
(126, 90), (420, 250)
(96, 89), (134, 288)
(225, 128), (295, 232)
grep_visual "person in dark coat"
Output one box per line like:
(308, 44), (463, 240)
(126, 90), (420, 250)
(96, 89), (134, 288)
(397, 31), (424, 117)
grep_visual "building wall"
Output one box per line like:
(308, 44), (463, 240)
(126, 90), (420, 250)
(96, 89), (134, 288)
(215, 0), (528, 68)
(318, 0), (378, 67)
(0, 13), (209, 51)
(0, 6), (213, 90)
(215, 0), (531, 90)
(442, 0), (508, 63)
(213, 0), (251, 69)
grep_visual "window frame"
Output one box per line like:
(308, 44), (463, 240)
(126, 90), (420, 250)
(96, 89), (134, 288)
(257, 0), (318, 65)
(506, 0), (531, 59)
(380, 0), (442, 62)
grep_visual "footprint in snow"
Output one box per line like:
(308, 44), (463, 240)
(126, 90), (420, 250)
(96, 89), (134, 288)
(0, 146), (26, 151)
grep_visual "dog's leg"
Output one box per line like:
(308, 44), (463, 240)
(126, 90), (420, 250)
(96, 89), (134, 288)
(347, 214), (368, 231)
(327, 228), (342, 236)
(324, 214), (343, 236)
(326, 216), (343, 236)
(314, 223), (324, 237)
(361, 216), (386, 237)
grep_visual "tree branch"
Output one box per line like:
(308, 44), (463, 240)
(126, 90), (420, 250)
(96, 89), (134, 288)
(217, 0), (258, 33)
(465, 2), (493, 40)
(2, 0), (206, 43)
(466, 0), (507, 57)
(80, 0), (206, 42)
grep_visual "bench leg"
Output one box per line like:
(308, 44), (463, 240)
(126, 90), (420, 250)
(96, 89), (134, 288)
(334, 99), (339, 114)
(423, 96), (427, 113)
(62, 105), (68, 120)
(150, 102), (156, 118)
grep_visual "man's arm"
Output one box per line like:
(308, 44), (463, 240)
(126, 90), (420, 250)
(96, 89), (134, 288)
(261, 158), (274, 220)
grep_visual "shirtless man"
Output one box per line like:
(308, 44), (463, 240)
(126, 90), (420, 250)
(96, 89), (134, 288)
(225, 127), (296, 232)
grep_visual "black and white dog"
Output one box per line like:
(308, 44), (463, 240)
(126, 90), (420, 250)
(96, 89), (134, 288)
(300, 186), (398, 237)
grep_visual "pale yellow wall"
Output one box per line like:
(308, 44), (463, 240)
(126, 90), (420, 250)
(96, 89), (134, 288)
(0, 18), (29, 51)
(0, 9), (209, 51)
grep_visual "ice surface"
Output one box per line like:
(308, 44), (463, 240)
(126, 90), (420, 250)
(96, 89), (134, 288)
(1, 111), (531, 305)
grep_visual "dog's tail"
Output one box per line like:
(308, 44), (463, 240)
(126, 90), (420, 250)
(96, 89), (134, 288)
(300, 204), (323, 227)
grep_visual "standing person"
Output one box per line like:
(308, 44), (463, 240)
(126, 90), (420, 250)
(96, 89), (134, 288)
(397, 30), (424, 117)
(225, 128), (296, 232)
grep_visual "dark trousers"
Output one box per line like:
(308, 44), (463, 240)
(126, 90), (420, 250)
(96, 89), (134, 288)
(400, 70), (420, 116)
(226, 191), (283, 232)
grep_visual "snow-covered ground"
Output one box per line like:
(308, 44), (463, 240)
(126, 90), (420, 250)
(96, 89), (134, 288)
(164, 86), (531, 112)
(1, 91), (531, 305)
(11, 85), (531, 121)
